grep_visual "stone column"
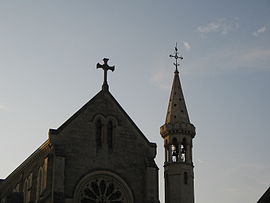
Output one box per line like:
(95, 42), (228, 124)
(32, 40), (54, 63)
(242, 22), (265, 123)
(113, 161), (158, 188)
(145, 166), (160, 203)
(53, 156), (65, 203)
(178, 143), (182, 162)
(186, 143), (192, 164)
(168, 146), (172, 163)
(165, 146), (168, 162)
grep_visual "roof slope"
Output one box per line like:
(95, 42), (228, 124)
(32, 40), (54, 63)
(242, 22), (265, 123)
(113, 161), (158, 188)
(165, 71), (190, 124)
(49, 89), (155, 147)
(258, 187), (270, 203)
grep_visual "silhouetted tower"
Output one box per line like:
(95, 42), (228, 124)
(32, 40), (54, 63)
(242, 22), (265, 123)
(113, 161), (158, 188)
(160, 44), (196, 203)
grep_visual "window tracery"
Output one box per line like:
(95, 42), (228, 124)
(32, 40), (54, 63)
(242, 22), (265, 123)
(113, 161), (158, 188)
(80, 179), (123, 203)
(75, 172), (133, 203)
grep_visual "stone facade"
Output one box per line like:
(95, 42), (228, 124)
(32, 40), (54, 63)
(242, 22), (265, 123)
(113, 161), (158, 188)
(0, 89), (159, 203)
(0, 140), (53, 203)
(160, 69), (196, 203)
(0, 57), (196, 203)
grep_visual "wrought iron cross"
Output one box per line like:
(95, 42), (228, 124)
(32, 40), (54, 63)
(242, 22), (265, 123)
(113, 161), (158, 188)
(97, 58), (115, 91)
(169, 43), (183, 73)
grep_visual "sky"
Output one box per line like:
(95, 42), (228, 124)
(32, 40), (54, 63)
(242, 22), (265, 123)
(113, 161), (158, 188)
(0, 1), (269, 202)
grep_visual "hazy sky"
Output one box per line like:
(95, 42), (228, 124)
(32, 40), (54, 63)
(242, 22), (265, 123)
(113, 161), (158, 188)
(0, 1), (269, 203)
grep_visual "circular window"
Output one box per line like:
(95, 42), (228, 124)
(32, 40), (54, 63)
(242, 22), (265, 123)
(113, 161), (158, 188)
(74, 171), (133, 203)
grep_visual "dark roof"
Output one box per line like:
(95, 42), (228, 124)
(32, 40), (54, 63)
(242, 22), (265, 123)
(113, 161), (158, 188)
(258, 186), (270, 203)
(49, 89), (156, 147)
(0, 140), (51, 192)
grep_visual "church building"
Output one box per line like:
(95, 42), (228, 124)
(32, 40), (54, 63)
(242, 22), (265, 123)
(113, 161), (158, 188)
(0, 47), (196, 203)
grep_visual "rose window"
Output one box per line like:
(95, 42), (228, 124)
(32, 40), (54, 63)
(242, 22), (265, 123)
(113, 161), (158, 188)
(75, 172), (132, 203)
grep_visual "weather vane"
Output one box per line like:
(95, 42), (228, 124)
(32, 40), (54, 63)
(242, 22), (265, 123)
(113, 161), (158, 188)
(169, 42), (183, 73)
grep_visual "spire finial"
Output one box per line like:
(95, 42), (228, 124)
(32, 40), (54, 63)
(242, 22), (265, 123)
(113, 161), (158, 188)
(96, 58), (115, 91)
(169, 42), (183, 73)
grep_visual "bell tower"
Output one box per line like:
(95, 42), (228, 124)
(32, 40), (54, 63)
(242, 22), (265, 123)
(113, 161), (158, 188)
(160, 44), (196, 203)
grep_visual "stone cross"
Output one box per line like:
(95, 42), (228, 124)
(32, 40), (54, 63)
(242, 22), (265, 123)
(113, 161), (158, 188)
(169, 43), (183, 73)
(97, 58), (115, 91)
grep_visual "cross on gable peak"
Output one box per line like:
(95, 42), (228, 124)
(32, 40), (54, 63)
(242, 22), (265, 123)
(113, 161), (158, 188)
(96, 58), (115, 91)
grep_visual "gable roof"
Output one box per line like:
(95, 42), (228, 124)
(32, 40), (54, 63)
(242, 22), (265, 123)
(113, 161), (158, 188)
(49, 89), (156, 147)
(258, 186), (270, 203)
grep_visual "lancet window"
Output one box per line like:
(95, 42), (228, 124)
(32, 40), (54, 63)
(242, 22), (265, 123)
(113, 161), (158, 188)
(184, 172), (188, 185)
(36, 167), (43, 200)
(180, 138), (187, 162)
(171, 138), (179, 162)
(23, 173), (32, 203)
(95, 119), (102, 151)
(12, 183), (20, 192)
(23, 180), (28, 203)
(107, 120), (113, 151)
(36, 157), (48, 200)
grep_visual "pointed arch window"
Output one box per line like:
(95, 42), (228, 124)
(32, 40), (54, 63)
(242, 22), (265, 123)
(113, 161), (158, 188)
(184, 172), (188, 185)
(180, 138), (187, 162)
(13, 183), (20, 192)
(36, 157), (48, 200)
(107, 120), (113, 151)
(23, 180), (28, 203)
(171, 138), (179, 162)
(43, 157), (48, 190)
(23, 173), (32, 203)
(1, 197), (6, 203)
(36, 167), (43, 200)
(96, 119), (102, 151)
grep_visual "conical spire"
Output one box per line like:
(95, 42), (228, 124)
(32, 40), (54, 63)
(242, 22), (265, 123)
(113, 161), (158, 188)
(165, 44), (190, 124)
(165, 71), (190, 124)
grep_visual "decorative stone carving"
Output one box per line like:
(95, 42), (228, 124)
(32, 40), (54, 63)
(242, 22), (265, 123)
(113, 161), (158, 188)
(74, 171), (133, 203)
